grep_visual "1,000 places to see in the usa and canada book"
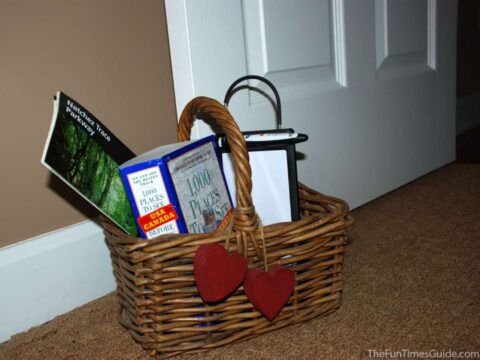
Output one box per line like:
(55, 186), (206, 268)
(119, 135), (234, 239)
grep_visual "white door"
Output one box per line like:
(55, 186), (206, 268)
(165, 0), (457, 209)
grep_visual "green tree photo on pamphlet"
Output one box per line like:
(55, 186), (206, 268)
(45, 112), (137, 235)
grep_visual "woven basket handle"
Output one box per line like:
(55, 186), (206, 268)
(178, 97), (259, 251)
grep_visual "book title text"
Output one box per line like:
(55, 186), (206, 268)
(66, 100), (111, 142)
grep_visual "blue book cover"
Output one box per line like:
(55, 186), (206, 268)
(119, 136), (234, 239)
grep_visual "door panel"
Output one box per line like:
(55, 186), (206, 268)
(375, 0), (436, 77)
(243, 0), (347, 99)
(165, 0), (457, 209)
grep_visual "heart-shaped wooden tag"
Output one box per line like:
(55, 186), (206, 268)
(194, 243), (248, 303)
(243, 264), (295, 320)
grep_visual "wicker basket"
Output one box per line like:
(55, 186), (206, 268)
(102, 96), (354, 358)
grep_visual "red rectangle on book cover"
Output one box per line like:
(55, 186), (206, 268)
(137, 204), (178, 233)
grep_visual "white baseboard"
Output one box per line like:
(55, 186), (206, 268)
(0, 220), (116, 343)
(457, 92), (480, 134)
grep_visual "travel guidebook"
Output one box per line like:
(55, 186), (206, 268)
(119, 135), (234, 239)
(41, 92), (138, 235)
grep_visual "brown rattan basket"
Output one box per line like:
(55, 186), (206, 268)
(101, 96), (354, 358)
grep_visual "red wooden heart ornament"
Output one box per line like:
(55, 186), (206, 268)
(194, 243), (248, 303)
(243, 264), (295, 320)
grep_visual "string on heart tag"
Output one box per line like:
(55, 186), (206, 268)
(255, 214), (268, 271)
(225, 209), (267, 269)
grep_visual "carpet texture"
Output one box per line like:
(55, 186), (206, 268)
(1, 163), (479, 359)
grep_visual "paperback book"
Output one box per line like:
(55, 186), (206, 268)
(41, 91), (138, 235)
(119, 135), (234, 239)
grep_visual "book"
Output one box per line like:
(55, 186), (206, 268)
(41, 91), (138, 236)
(119, 135), (234, 239)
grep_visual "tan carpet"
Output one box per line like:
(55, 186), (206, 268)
(1, 163), (479, 359)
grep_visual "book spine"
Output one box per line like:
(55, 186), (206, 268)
(158, 162), (189, 234)
(120, 162), (183, 239)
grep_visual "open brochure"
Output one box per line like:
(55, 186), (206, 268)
(41, 92), (138, 235)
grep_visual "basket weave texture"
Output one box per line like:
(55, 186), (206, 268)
(102, 97), (354, 358)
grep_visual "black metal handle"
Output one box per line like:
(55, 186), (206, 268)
(223, 75), (282, 130)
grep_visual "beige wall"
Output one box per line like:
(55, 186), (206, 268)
(0, 0), (177, 247)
